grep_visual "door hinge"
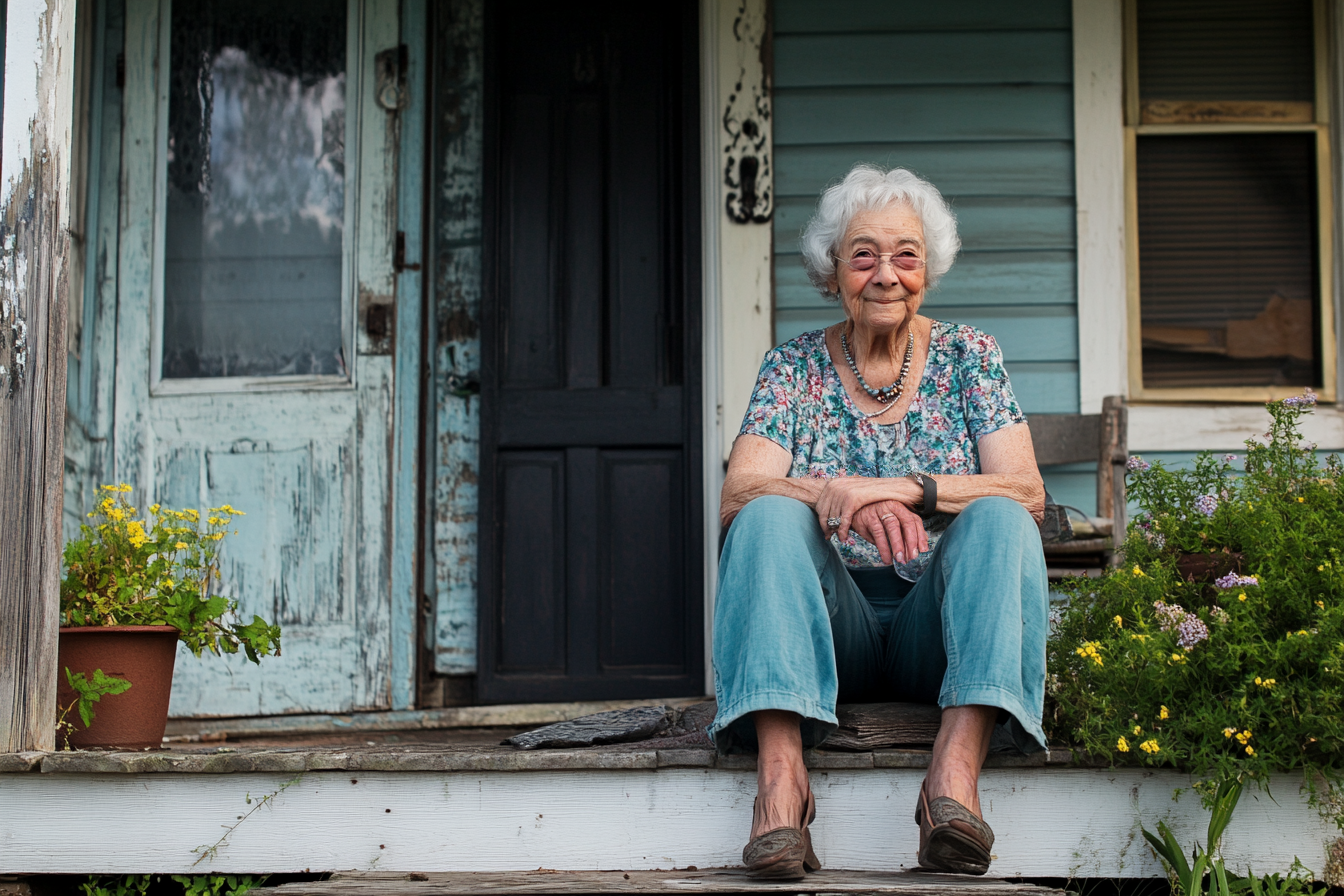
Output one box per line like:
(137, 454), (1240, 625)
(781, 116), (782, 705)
(394, 231), (421, 273)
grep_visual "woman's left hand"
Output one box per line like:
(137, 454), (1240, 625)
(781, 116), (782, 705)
(815, 476), (910, 542)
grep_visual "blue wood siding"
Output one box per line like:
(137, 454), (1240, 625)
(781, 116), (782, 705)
(771, 0), (1078, 417)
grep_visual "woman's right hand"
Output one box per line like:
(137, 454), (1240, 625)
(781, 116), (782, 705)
(851, 499), (928, 566)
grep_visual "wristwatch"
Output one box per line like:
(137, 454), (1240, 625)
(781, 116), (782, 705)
(908, 471), (937, 516)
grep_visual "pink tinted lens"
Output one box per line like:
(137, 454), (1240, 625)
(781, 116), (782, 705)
(847, 254), (921, 271)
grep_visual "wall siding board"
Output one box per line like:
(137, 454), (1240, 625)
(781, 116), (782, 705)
(774, 32), (1072, 88)
(775, 252), (1078, 309)
(775, 0), (1071, 34)
(775, 196), (1076, 253)
(771, 0), (1080, 421)
(773, 86), (1075, 145)
(775, 142), (1076, 199)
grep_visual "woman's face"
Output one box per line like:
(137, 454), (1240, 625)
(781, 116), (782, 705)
(827, 203), (927, 335)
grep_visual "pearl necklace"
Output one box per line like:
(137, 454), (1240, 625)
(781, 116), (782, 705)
(841, 328), (915, 419)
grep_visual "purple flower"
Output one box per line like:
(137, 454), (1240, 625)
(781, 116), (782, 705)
(1194, 494), (1219, 517)
(1176, 616), (1210, 650)
(1214, 573), (1259, 589)
(1126, 456), (1151, 472)
(1283, 389), (1318, 407)
(1221, 454), (1238, 464)
(1153, 601), (1186, 632)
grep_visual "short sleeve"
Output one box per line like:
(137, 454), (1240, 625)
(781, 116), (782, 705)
(738, 347), (800, 453)
(959, 331), (1027, 440)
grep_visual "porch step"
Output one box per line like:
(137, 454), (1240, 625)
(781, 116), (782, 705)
(270, 869), (1067, 896)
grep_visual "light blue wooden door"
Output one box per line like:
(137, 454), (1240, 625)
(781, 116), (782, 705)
(114, 0), (406, 716)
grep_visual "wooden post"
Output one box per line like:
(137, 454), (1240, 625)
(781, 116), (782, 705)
(0, 0), (79, 753)
(1098, 395), (1129, 538)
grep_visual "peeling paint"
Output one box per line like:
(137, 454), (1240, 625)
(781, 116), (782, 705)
(430, 0), (483, 675)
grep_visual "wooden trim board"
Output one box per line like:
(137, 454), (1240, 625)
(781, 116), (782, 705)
(0, 767), (1334, 877)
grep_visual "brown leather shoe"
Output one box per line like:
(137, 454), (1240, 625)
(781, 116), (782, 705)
(915, 781), (994, 875)
(742, 790), (821, 880)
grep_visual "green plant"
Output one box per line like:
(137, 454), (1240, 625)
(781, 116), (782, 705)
(80, 874), (266, 896)
(56, 666), (133, 747)
(1142, 776), (1324, 896)
(1047, 392), (1344, 805)
(61, 484), (281, 662)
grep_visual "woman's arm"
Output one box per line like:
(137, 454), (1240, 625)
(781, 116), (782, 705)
(815, 422), (1046, 542)
(719, 434), (825, 529)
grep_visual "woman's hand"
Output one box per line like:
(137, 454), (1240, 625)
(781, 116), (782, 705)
(815, 476), (919, 539)
(851, 500), (929, 565)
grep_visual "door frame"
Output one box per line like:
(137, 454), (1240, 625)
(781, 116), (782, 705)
(475, 0), (706, 703)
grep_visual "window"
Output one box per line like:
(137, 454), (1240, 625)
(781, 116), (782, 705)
(155, 0), (351, 385)
(1125, 0), (1335, 400)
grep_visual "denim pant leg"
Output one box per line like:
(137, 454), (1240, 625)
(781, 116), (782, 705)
(709, 495), (886, 753)
(883, 496), (1050, 751)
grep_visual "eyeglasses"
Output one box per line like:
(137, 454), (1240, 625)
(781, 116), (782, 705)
(833, 250), (926, 273)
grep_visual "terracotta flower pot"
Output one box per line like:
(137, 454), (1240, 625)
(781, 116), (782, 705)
(56, 625), (180, 750)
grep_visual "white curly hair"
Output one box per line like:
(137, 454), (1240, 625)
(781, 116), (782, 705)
(799, 164), (960, 299)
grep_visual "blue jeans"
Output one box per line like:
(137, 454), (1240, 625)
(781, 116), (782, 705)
(709, 494), (1049, 754)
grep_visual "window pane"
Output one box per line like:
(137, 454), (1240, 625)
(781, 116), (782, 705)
(163, 0), (347, 379)
(1137, 0), (1314, 104)
(1137, 133), (1318, 389)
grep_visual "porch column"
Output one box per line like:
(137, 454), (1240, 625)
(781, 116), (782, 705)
(0, 0), (79, 753)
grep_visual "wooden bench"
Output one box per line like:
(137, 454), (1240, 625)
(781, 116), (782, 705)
(1029, 396), (1128, 579)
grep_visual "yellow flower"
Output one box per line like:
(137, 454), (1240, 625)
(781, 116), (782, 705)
(1319, 565), (1325, 572)
(117, 484), (133, 493)
(1132, 565), (1146, 577)
(1236, 729), (1252, 744)
(149, 504), (160, 515)
(174, 541), (188, 550)
(1159, 705), (1170, 720)
(1297, 497), (1305, 503)
(209, 532), (224, 541)
(1247, 501), (1254, 510)
(1130, 634), (1149, 642)
(1257, 678), (1276, 688)
(1245, 746), (1255, 756)
(208, 517), (222, 526)
(1116, 736), (1130, 752)
(107, 508), (124, 521)
(126, 521), (148, 547)
(1139, 739), (1160, 754)
(1113, 615), (1124, 627)
(1075, 642), (1104, 666)
(1170, 653), (1187, 664)
(1317, 600), (1325, 609)
(184, 509), (200, 522)
(1223, 727), (1237, 738)
(1133, 725), (1143, 736)
(1238, 593), (1248, 602)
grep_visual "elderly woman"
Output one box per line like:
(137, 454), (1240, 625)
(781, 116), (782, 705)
(712, 165), (1048, 878)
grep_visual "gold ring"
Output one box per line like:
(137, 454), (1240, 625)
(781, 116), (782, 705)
(880, 514), (895, 521)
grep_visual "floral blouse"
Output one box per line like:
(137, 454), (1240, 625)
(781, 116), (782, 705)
(739, 321), (1026, 579)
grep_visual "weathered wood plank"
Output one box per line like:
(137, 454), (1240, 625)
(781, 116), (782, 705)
(0, 768), (1331, 876)
(273, 869), (1067, 896)
(0, 0), (78, 753)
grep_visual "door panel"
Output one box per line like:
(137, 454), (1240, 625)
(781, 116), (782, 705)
(478, 0), (702, 702)
(115, 0), (402, 716)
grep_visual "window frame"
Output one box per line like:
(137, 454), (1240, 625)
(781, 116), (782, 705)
(1122, 0), (1337, 403)
(147, 0), (363, 396)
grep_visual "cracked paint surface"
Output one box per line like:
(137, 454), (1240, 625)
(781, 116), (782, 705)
(431, 0), (483, 675)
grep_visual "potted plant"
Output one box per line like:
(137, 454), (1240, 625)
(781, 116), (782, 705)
(1047, 391), (1344, 830)
(58, 485), (282, 749)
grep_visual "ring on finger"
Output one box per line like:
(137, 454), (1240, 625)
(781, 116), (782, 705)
(826, 517), (842, 528)
(879, 514), (895, 521)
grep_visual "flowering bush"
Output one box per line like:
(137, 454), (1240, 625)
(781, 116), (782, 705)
(61, 485), (281, 662)
(1047, 392), (1344, 806)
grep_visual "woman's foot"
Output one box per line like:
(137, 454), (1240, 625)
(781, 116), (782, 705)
(743, 710), (821, 879)
(916, 704), (997, 874)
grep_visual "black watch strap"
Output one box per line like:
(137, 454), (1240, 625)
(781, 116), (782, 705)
(909, 472), (936, 516)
